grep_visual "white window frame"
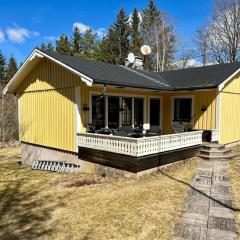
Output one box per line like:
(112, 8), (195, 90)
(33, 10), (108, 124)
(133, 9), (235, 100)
(171, 95), (195, 124)
(89, 91), (147, 129)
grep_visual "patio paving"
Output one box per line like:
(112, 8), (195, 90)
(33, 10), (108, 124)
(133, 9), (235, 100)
(173, 159), (238, 240)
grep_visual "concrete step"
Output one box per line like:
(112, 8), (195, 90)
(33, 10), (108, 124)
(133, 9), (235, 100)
(199, 149), (231, 156)
(203, 144), (225, 151)
(197, 152), (238, 160)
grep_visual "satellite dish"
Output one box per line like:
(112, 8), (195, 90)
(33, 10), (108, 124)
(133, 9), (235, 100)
(127, 52), (135, 63)
(141, 45), (151, 55)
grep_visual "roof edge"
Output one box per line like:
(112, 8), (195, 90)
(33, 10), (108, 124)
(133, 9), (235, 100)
(218, 68), (240, 91)
(3, 49), (93, 95)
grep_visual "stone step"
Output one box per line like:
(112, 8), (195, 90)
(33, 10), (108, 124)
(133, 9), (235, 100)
(196, 152), (238, 160)
(199, 149), (231, 156)
(203, 144), (225, 151)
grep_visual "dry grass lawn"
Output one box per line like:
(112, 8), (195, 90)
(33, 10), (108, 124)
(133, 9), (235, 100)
(229, 146), (240, 240)
(0, 147), (199, 240)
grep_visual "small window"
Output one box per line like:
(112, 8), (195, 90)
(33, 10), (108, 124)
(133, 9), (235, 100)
(174, 98), (192, 122)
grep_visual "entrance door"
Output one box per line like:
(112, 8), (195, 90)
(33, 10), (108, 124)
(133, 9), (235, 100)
(150, 98), (161, 133)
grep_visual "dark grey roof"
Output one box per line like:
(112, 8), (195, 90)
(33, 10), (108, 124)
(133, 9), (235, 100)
(39, 49), (240, 91)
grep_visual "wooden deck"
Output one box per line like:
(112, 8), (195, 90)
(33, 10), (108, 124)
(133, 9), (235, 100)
(78, 145), (201, 173)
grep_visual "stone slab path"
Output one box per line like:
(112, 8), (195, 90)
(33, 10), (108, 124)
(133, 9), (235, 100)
(173, 159), (238, 240)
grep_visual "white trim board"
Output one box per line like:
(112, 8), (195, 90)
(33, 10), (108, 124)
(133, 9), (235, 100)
(218, 68), (240, 91)
(3, 49), (93, 95)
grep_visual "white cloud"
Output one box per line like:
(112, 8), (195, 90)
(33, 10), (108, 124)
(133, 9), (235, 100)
(0, 31), (5, 43)
(6, 27), (40, 44)
(73, 22), (106, 37)
(43, 36), (57, 41)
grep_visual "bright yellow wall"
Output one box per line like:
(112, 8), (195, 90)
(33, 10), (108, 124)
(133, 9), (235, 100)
(17, 57), (217, 152)
(80, 85), (216, 134)
(18, 58), (80, 152)
(220, 75), (240, 144)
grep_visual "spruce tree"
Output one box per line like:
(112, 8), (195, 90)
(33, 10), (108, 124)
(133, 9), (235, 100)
(109, 8), (130, 65)
(71, 26), (82, 55)
(6, 55), (17, 82)
(47, 42), (54, 52)
(0, 50), (6, 85)
(56, 34), (72, 55)
(39, 42), (47, 50)
(130, 8), (142, 55)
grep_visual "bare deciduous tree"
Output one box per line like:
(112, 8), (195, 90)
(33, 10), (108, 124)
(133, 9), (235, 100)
(197, 0), (240, 64)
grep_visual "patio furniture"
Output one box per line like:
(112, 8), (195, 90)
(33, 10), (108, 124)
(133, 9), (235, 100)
(87, 124), (96, 133)
(172, 121), (185, 133)
(146, 126), (161, 135)
(112, 126), (134, 137)
(97, 128), (112, 135)
(128, 133), (143, 138)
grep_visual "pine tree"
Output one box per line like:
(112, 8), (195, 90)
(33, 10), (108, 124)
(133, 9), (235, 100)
(81, 28), (99, 60)
(47, 42), (54, 52)
(56, 34), (72, 55)
(108, 8), (130, 65)
(39, 42), (47, 50)
(130, 8), (143, 55)
(6, 55), (17, 82)
(71, 26), (82, 55)
(0, 50), (6, 85)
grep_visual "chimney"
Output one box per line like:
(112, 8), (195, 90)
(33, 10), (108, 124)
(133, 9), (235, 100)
(125, 56), (143, 70)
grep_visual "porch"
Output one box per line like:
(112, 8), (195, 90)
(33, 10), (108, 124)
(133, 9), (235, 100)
(77, 130), (219, 172)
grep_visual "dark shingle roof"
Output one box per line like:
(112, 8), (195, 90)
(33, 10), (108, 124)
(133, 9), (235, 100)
(40, 49), (240, 91)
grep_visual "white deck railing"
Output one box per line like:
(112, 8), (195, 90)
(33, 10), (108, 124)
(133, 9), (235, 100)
(211, 129), (219, 142)
(77, 130), (203, 157)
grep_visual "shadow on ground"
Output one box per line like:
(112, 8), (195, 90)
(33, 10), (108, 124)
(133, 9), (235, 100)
(0, 160), (66, 240)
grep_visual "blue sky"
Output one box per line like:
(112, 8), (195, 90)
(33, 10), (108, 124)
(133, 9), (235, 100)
(0, 0), (212, 64)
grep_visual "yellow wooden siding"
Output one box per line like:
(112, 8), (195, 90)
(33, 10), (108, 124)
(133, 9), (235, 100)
(220, 75), (240, 144)
(79, 85), (216, 134)
(20, 88), (76, 152)
(18, 58), (80, 152)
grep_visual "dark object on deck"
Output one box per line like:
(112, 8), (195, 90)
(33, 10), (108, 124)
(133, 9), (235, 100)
(146, 126), (161, 135)
(202, 130), (212, 142)
(78, 145), (201, 173)
(128, 133), (143, 138)
(87, 124), (96, 133)
(113, 126), (134, 137)
(97, 128), (112, 135)
(172, 122), (185, 133)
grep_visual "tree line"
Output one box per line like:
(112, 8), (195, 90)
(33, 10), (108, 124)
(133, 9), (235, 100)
(0, 52), (18, 142)
(39, 0), (176, 72)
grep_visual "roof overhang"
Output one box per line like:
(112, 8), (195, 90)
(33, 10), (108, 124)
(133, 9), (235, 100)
(218, 68), (240, 91)
(3, 49), (93, 95)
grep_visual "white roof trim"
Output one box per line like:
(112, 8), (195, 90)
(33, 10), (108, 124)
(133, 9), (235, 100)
(3, 49), (93, 95)
(218, 68), (240, 91)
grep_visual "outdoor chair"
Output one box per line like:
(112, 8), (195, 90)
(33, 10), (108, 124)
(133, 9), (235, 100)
(87, 124), (96, 133)
(172, 121), (185, 133)
(146, 126), (161, 136)
(113, 126), (134, 137)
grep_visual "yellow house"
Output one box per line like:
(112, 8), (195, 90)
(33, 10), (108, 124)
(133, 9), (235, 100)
(3, 49), (240, 175)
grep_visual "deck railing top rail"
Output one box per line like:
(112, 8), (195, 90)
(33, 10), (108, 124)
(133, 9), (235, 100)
(77, 130), (204, 157)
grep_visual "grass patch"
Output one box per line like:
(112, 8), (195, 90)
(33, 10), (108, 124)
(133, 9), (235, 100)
(0, 147), (199, 240)
(229, 146), (240, 239)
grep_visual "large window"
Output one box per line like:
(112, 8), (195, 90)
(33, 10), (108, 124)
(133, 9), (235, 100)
(121, 98), (132, 126)
(174, 98), (192, 122)
(108, 96), (119, 129)
(92, 95), (105, 130)
(134, 98), (144, 128)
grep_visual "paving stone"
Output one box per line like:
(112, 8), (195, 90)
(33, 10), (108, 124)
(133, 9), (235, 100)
(211, 185), (230, 195)
(197, 169), (213, 177)
(212, 174), (229, 182)
(181, 213), (208, 227)
(209, 198), (233, 208)
(184, 202), (209, 216)
(174, 223), (207, 240)
(208, 216), (236, 232)
(194, 176), (212, 185)
(207, 229), (237, 240)
(209, 207), (235, 219)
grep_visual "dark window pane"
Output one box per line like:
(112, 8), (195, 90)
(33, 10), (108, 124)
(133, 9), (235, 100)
(121, 98), (132, 126)
(108, 96), (119, 129)
(134, 98), (144, 128)
(174, 98), (192, 122)
(92, 95), (105, 130)
(150, 99), (160, 126)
